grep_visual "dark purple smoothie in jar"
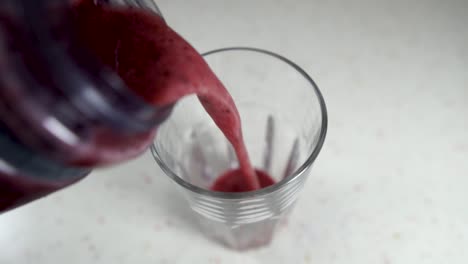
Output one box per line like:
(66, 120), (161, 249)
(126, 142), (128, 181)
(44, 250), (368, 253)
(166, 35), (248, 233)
(0, 0), (168, 213)
(0, 122), (91, 212)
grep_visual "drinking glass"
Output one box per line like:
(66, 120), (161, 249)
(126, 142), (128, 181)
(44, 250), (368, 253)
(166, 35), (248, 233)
(151, 47), (327, 250)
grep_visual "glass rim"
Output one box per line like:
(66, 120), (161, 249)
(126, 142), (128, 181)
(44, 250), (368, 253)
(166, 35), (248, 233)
(150, 46), (328, 199)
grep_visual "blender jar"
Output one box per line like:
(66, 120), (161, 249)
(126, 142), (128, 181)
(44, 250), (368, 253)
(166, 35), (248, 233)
(0, 0), (168, 212)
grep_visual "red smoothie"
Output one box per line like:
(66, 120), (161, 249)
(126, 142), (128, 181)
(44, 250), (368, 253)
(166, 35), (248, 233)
(72, 0), (274, 191)
(211, 169), (275, 193)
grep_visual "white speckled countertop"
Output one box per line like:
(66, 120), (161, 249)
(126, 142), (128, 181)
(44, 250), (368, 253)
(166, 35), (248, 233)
(1, 0), (467, 263)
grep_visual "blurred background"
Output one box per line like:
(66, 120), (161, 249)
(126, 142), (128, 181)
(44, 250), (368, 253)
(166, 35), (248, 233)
(1, 0), (467, 263)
